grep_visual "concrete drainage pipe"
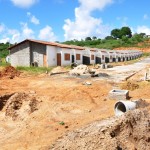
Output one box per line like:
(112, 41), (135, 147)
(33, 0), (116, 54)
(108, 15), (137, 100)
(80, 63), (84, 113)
(114, 100), (137, 116)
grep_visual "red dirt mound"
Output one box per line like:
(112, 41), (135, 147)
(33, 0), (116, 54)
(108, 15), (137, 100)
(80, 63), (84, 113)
(0, 66), (20, 79)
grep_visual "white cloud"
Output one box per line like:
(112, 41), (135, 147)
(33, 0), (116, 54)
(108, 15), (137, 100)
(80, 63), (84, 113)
(27, 12), (40, 25)
(0, 23), (5, 33)
(137, 25), (150, 35)
(8, 29), (21, 43)
(63, 0), (113, 40)
(38, 25), (57, 41)
(0, 22), (35, 44)
(0, 38), (10, 44)
(20, 22), (34, 39)
(0, 23), (21, 43)
(143, 14), (149, 20)
(10, 0), (38, 8)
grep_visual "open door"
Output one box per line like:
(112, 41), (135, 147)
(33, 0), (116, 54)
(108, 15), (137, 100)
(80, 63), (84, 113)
(96, 57), (101, 64)
(83, 56), (90, 65)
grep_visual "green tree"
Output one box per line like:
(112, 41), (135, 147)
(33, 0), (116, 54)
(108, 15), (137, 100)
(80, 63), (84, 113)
(139, 33), (146, 38)
(120, 26), (132, 38)
(132, 33), (143, 42)
(111, 29), (121, 39)
(122, 35), (129, 43)
(105, 36), (114, 40)
(85, 37), (92, 41)
(92, 36), (97, 40)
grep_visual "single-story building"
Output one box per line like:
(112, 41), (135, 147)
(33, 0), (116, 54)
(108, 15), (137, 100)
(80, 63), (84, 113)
(8, 39), (143, 67)
(108, 50), (115, 63)
(9, 39), (85, 67)
(95, 49), (101, 64)
(114, 51), (120, 62)
(97, 49), (109, 64)
(116, 51), (123, 62)
(72, 46), (84, 65)
(82, 48), (96, 65)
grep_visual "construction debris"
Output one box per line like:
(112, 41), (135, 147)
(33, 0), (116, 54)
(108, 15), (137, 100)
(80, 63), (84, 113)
(82, 81), (92, 85)
(91, 71), (109, 77)
(49, 66), (69, 75)
(69, 64), (90, 76)
(108, 89), (129, 100)
(143, 69), (150, 81)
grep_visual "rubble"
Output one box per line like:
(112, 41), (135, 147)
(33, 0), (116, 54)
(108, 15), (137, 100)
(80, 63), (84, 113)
(49, 66), (69, 75)
(82, 81), (92, 85)
(69, 64), (90, 76)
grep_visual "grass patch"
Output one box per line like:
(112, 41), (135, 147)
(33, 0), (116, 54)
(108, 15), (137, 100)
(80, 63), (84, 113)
(16, 66), (54, 74)
(64, 65), (71, 70)
(142, 52), (150, 57)
(0, 58), (10, 67)
(0, 62), (10, 67)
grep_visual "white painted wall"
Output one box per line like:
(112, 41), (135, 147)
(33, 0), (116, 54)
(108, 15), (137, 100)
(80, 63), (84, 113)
(83, 49), (90, 56)
(115, 52), (120, 62)
(100, 51), (109, 63)
(90, 51), (96, 64)
(61, 48), (72, 66)
(108, 52), (115, 62)
(72, 49), (83, 65)
(121, 53), (124, 61)
(47, 45), (57, 66)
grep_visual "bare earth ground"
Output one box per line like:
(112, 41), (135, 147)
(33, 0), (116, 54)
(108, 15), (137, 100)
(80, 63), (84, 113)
(0, 58), (150, 150)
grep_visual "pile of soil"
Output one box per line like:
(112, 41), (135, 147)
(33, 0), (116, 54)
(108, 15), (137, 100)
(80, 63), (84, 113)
(51, 107), (150, 150)
(0, 92), (39, 121)
(0, 66), (20, 79)
(121, 81), (139, 91)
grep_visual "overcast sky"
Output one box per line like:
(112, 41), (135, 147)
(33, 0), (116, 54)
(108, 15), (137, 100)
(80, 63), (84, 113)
(0, 0), (150, 43)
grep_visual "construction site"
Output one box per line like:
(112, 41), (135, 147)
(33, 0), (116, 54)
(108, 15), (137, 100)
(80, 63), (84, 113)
(0, 57), (150, 150)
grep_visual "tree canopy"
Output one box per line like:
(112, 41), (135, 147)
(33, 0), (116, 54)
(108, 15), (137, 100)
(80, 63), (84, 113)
(0, 43), (10, 58)
(111, 29), (121, 39)
(111, 26), (132, 39)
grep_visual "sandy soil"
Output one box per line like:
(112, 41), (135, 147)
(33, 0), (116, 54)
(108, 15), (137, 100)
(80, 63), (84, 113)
(0, 72), (115, 149)
(0, 58), (150, 149)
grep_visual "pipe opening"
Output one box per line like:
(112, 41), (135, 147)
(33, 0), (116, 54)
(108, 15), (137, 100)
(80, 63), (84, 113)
(115, 102), (126, 116)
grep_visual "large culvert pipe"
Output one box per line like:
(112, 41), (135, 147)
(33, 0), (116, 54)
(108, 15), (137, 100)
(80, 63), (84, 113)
(114, 100), (137, 116)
